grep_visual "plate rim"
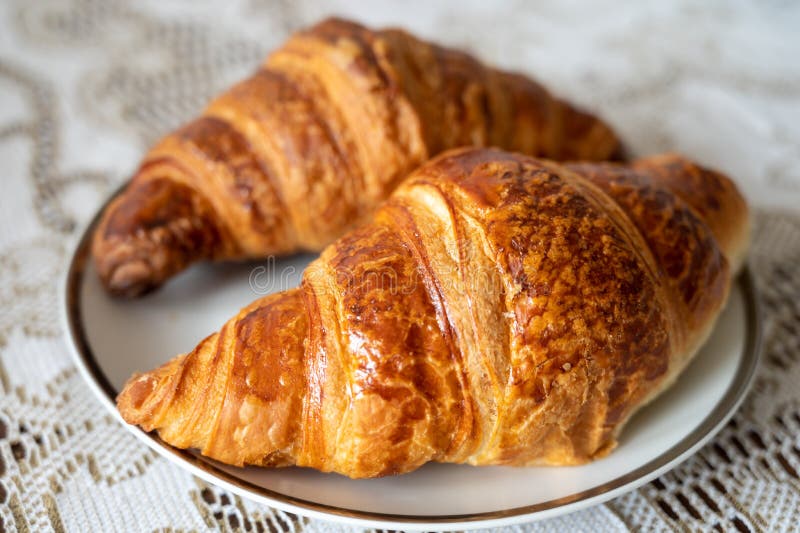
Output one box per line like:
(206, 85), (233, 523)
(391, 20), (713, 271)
(62, 192), (763, 530)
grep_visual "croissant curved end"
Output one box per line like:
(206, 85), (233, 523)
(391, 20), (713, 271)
(92, 177), (222, 297)
(117, 354), (187, 430)
(93, 236), (176, 297)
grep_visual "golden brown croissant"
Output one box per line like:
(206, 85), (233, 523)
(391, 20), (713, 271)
(92, 17), (623, 297)
(117, 148), (748, 478)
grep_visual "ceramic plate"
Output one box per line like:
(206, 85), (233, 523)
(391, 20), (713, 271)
(63, 196), (762, 530)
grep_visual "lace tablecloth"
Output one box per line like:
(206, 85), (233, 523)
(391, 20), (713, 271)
(1, 1), (799, 531)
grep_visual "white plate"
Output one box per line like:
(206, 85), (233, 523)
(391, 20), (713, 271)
(63, 197), (762, 530)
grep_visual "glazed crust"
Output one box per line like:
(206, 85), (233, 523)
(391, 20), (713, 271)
(92, 17), (622, 296)
(117, 148), (749, 478)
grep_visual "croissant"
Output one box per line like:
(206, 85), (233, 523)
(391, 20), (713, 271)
(117, 148), (748, 478)
(92, 17), (623, 297)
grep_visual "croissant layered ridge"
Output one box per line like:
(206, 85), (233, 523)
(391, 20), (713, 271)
(92, 17), (622, 296)
(117, 148), (748, 478)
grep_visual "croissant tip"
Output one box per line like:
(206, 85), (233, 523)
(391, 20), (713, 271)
(91, 228), (162, 298)
(93, 261), (162, 298)
(105, 260), (162, 298)
(116, 372), (158, 426)
(91, 227), (188, 297)
(116, 353), (189, 429)
(92, 175), (221, 297)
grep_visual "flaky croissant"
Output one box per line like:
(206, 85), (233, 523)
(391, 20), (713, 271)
(117, 148), (748, 478)
(92, 17), (622, 297)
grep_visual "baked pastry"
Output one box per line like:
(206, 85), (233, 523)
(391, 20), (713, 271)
(117, 148), (749, 478)
(92, 17), (623, 297)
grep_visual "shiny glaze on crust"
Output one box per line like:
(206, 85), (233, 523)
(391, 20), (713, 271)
(92, 17), (623, 296)
(207, 68), (362, 248)
(567, 160), (729, 336)
(298, 222), (466, 476)
(117, 148), (748, 477)
(173, 117), (288, 245)
(379, 27), (622, 160)
(400, 149), (671, 463)
(631, 154), (749, 262)
(117, 289), (309, 467)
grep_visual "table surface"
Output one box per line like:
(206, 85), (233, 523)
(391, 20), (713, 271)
(1, 0), (799, 531)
